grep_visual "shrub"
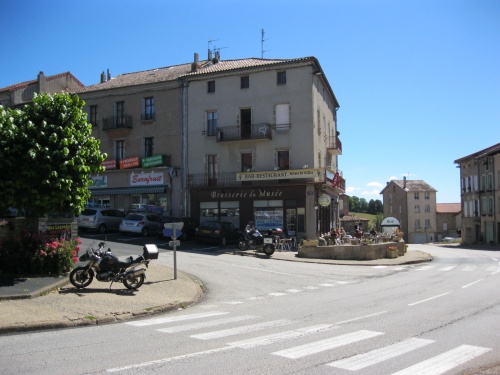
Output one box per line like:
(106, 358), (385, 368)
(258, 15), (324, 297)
(0, 232), (80, 275)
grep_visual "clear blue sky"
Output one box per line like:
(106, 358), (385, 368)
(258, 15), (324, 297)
(2, 0), (499, 204)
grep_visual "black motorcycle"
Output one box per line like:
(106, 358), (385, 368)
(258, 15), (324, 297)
(69, 241), (158, 290)
(238, 221), (280, 257)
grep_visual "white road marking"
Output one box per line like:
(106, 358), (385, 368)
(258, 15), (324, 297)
(415, 265), (435, 271)
(286, 289), (302, 293)
(328, 337), (434, 370)
(157, 315), (259, 333)
(125, 311), (229, 327)
(335, 311), (389, 325)
(318, 283), (335, 287)
(233, 264), (297, 276)
(439, 265), (457, 271)
(462, 279), (484, 288)
(390, 345), (491, 375)
(408, 292), (451, 306)
(462, 266), (477, 271)
(271, 330), (384, 359)
(228, 324), (337, 348)
(191, 319), (293, 340)
(269, 292), (287, 296)
(304, 286), (319, 290)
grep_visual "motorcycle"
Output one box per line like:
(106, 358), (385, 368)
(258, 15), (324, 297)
(238, 221), (281, 257)
(69, 241), (158, 290)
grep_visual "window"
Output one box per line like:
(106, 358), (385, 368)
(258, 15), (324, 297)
(480, 175), (486, 190)
(425, 204), (430, 212)
(206, 111), (218, 136)
(415, 219), (421, 229)
(208, 81), (215, 93)
(207, 154), (217, 186)
(425, 219), (431, 228)
(414, 192), (419, 200)
(115, 140), (125, 160)
(424, 192), (430, 200)
(143, 97), (155, 120)
(241, 152), (253, 172)
(275, 104), (290, 131)
(415, 205), (420, 213)
(277, 150), (290, 170)
(488, 197), (494, 214)
(467, 176), (472, 191)
(144, 137), (154, 157)
(487, 173), (493, 190)
(277, 71), (286, 85)
(89, 105), (97, 127)
(116, 101), (124, 125)
(240, 76), (249, 89)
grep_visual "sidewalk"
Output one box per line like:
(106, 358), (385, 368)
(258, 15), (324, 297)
(0, 249), (432, 335)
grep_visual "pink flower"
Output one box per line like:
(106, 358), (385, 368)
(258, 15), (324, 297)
(71, 250), (77, 257)
(75, 246), (81, 251)
(72, 257), (79, 263)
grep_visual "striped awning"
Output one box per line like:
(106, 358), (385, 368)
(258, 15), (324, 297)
(90, 185), (169, 196)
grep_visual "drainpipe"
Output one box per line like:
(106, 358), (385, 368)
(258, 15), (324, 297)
(181, 77), (188, 216)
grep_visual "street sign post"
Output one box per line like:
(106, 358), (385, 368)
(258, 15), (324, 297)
(163, 222), (184, 279)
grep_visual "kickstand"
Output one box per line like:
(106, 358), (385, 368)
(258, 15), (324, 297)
(109, 281), (114, 290)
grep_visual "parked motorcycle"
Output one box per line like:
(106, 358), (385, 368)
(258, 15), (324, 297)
(238, 221), (281, 256)
(69, 241), (158, 290)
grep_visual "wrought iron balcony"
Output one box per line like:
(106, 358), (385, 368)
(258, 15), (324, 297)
(327, 135), (342, 155)
(102, 115), (133, 131)
(187, 171), (318, 188)
(214, 123), (272, 142)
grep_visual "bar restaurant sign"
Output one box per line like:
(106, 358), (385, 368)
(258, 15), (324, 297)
(237, 168), (325, 182)
(130, 172), (165, 186)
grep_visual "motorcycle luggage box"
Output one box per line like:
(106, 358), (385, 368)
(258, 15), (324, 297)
(143, 244), (159, 260)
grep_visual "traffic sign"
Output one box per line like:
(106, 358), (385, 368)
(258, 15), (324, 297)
(169, 240), (180, 247)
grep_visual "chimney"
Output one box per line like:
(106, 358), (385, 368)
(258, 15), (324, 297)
(100, 71), (106, 83)
(37, 71), (46, 94)
(107, 69), (111, 81)
(213, 50), (220, 63)
(208, 49), (212, 61)
(403, 176), (407, 189)
(191, 53), (201, 72)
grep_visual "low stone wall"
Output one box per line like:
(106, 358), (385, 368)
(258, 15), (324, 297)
(0, 217), (78, 241)
(298, 241), (405, 260)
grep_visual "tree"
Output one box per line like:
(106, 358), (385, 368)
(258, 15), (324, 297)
(349, 196), (360, 212)
(359, 198), (368, 213)
(0, 93), (106, 217)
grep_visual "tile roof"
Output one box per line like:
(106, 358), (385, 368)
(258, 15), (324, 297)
(436, 203), (461, 213)
(75, 57), (317, 93)
(454, 143), (500, 163)
(381, 179), (437, 193)
(0, 72), (84, 92)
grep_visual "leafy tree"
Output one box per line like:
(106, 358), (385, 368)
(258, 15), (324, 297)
(359, 198), (368, 213)
(0, 93), (106, 217)
(349, 196), (360, 212)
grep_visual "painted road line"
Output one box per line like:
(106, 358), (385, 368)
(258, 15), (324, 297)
(125, 311), (229, 327)
(156, 315), (260, 333)
(408, 292), (451, 306)
(462, 279), (483, 289)
(327, 337), (434, 370)
(439, 265), (457, 271)
(462, 266), (477, 271)
(271, 330), (384, 359)
(415, 265), (435, 271)
(228, 324), (338, 349)
(191, 319), (293, 340)
(335, 311), (389, 325)
(390, 344), (491, 375)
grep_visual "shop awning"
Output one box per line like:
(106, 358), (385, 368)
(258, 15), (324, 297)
(90, 185), (169, 196)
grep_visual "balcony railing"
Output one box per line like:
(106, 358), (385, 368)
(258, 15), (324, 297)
(327, 135), (342, 155)
(102, 115), (133, 131)
(187, 171), (318, 188)
(214, 123), (272, 142)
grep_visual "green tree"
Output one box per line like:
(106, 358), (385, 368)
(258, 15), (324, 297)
(0, 93), (106, 217)
(359, 198), (368, 213)
(349, 196), (360, 212)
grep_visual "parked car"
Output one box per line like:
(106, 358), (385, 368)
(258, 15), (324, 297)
(195, 221), (242, 246)
(119, 213), (162, 237)
(77, 208), (126, 234)
(158, 216), (198, 241)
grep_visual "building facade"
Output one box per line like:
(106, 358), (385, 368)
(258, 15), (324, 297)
(454, 143), (500, 245)
(0, 71), (84, 108)
(436, 203), (461, 240)
(380, 178), (437, 243)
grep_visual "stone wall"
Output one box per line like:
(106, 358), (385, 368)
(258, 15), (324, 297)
(298, 241), (405, 260)
(0, 217), (78, 241)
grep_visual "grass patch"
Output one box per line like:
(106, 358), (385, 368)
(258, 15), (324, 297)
(84, 315), (96, 321)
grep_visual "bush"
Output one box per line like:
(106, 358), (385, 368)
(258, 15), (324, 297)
(0, 232), (80, 275)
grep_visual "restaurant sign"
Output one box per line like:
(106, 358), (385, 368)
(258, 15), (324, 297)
(130, 172), (164, 186)
(237, 168), (324, 182)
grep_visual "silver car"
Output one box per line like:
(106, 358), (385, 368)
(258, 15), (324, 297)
(77, 208), (126, 234)
(119, 213), (162, 237)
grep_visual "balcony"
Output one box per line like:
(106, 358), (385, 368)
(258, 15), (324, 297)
(214, 123), (272, 142)
(102, 115), (133, 131)
(327, 135), (342, 155)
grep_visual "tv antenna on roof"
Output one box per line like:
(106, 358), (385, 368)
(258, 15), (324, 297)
(261, 28), (270, 58)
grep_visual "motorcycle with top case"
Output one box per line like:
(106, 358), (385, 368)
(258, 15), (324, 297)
(69, 241), (158, 290)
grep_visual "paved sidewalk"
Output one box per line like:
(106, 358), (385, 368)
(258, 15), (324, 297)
(0, 249), (431, 335)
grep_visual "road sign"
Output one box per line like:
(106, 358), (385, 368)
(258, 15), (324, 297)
(169, 240), (180, 247)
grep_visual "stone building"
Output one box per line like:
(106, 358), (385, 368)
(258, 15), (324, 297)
(435, 203), (461, 240)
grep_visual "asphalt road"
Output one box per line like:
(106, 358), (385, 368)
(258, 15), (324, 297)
(0, 236), (498, 375)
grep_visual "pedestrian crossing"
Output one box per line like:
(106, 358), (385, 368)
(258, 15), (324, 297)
(374, 264), (500, 274)
(124, 311), (492, 374)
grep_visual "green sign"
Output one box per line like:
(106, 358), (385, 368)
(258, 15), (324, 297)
(142, 154), (164, 168)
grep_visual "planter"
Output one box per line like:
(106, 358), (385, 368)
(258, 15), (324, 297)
(302, 239), (319, 247)
(350, 239), (360, 245)
(386, 249), (398, 259)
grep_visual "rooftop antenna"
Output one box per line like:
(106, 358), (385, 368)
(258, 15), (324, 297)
(261, 28), (270, 58)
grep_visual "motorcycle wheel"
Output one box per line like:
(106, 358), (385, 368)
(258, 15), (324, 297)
(123, 273), (145, 290)
(69, 267), (94, 288)
(263, 244), (275, 257)
(238, 238), (249, 251)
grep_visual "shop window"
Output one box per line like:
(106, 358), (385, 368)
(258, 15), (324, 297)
(286, 208), (297, 235)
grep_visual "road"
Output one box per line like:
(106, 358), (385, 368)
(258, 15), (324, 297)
(0, 232), (499, 374)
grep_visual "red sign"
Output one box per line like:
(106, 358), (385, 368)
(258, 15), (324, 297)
(120, 156), (140, 169)
(101, 159), (117, 170)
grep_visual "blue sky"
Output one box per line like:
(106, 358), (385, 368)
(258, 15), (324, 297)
(2, 0), (498, 204)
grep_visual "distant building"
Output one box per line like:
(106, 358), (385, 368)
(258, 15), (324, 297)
(380, 177), (437, 243)
(436, 203), (461, 240)
(454, 143), (500, 245)
(0, 71), (84, 108)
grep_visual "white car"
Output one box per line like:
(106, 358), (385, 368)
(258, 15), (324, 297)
(119, 213), (162, 237)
